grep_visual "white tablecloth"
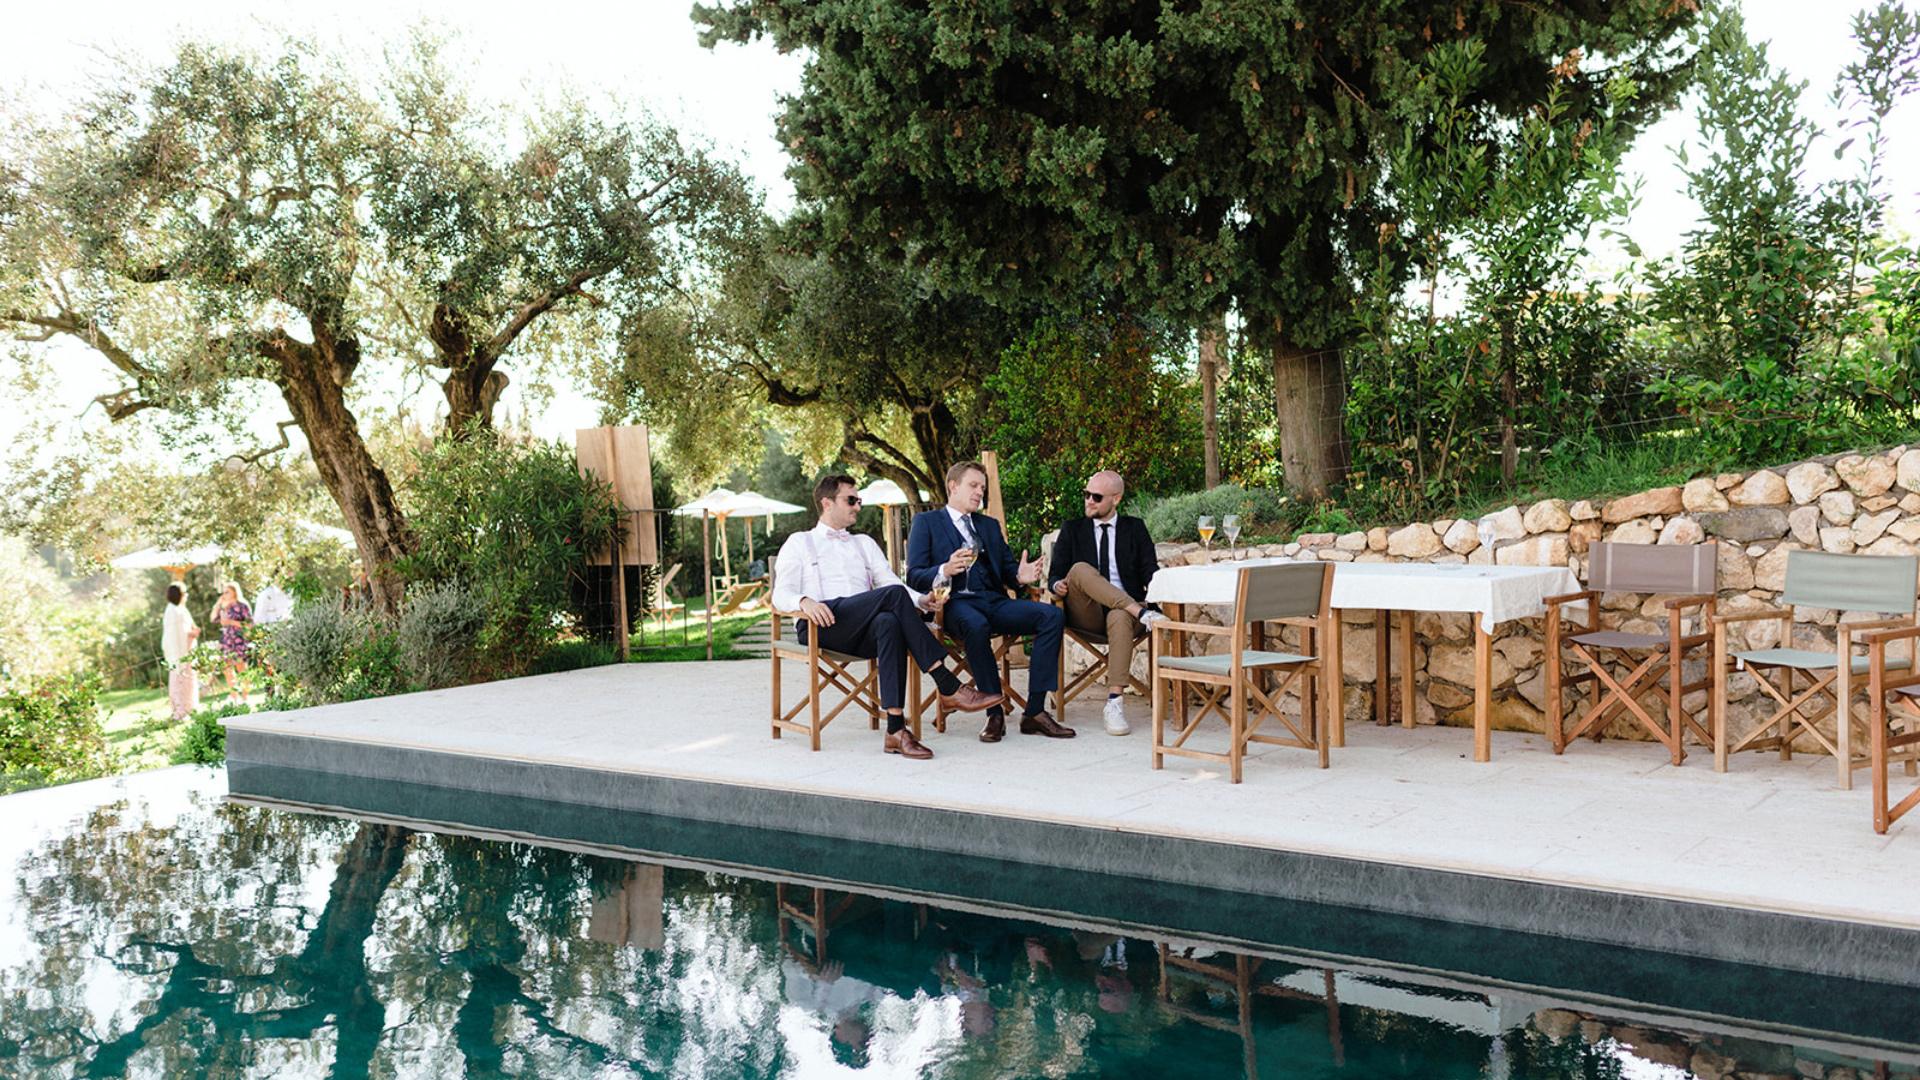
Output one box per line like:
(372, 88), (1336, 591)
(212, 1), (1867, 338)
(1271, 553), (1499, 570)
(1147, 558), (1581, 633)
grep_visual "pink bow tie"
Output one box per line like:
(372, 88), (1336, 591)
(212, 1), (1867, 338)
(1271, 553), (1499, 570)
(823, 529), (853, 542)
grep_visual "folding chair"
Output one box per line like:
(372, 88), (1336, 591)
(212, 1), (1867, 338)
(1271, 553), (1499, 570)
(766, 560), (895, 750)
(649, 563), (685, 635)
(1863, 627), (1920, 832)
(1711, 549), (1919, 786)
(1055, 614), (1152, 711)
(908, 625), (1024, 734)
(1543, 541), (1717, 765)
(1149, 562), (1335, 783)
(715, 581), (767, 617)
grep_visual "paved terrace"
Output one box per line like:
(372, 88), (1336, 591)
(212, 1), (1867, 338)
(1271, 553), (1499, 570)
(223, 659), (1920, 987)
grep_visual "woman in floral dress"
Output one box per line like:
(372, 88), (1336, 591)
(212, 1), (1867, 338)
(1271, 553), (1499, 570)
(212, 583), (253, 704)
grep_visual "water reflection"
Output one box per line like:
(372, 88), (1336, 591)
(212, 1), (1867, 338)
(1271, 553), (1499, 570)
(1, 774), (1916, 1079)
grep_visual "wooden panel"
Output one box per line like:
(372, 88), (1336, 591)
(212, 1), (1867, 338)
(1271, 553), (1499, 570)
(981, 450), (1005, 526)
(576, 424), (658, 565)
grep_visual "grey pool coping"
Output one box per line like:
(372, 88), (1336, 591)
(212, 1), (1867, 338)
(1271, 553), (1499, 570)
(227, 725), (1920, 989)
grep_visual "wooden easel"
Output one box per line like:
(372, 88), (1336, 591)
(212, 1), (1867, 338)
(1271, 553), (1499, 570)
(576, 424), (658, 661)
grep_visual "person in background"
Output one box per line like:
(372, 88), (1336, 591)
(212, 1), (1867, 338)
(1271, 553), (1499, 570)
(253, 579), (293, 626)
(1047, 469), (1165, 736)
(161, 583), (201, 721)
(211, 582), (252, 704)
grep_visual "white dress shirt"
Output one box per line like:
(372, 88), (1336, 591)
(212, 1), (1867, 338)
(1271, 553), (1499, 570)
(1092, 514), (1126, 593)
(773, 523), (924, 610)
(253, 585), (293, 625)
(162, 603), (197, 667)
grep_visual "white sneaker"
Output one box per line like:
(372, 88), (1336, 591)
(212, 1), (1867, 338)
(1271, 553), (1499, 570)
(1138, 609), (1167, 631)
(1103, 695), (1131, 736)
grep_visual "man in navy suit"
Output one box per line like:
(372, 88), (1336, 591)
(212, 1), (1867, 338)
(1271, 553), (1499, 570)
(906, 460), (1073, 743)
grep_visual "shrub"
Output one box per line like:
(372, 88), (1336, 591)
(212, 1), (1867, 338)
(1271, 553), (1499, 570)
(0, 671), (110, 792)
(268, 600), (365, 701)
(1135, 485), (1292, 543)
(171, 699), (252, 766)
(397, 426), (622, 676)
(396, 582), (485, 690)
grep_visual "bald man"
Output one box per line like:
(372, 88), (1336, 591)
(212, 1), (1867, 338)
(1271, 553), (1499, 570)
(1046, 470), (1164, 735)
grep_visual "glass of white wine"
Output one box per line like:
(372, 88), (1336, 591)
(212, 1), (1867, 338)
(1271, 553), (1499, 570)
(1222, 514), (1242, 558)
(1197, 515), (1216, 553)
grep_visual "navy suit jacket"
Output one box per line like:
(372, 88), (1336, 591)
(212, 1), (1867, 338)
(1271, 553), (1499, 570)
(905, 508), (1020, 596)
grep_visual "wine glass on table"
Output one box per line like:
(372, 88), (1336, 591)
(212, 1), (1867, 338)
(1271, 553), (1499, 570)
(1222, 514), (1242, 559)
(1197, 515), (1216, 556)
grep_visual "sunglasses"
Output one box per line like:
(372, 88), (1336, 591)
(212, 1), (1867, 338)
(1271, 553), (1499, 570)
(1083, 491), (1111, 502)
(841, 494), (863, 506)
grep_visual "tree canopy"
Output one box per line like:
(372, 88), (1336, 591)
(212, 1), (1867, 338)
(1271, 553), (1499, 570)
(695, 0), (1700, 497)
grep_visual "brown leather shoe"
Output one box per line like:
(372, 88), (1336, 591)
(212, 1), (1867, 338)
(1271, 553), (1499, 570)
(884, 728), (934, 759)
(939, 685), (1005, 713)
(1019, 710), (1076, 738)
(980, 712), (1005, 743)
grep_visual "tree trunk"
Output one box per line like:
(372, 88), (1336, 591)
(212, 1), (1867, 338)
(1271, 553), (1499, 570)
(1271, 338), (1348, 500)
(1198, 317), (1225, 489)
(442, 356), (509, 432)
(274, 338), (414, 614)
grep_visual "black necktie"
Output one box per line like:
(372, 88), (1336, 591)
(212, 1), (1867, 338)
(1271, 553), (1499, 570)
(1098, 523), (1111, 583)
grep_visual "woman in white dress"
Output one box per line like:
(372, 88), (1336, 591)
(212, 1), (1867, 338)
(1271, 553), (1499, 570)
(161, 583), (201, 721)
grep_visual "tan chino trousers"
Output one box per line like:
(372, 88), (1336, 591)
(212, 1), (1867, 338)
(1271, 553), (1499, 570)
(1062, 562), (1141, 688)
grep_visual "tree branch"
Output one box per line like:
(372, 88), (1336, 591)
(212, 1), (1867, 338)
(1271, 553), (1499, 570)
(1, 309), (152, 380)
(480, 264), (616, 361)
(231, 419), (302, 465)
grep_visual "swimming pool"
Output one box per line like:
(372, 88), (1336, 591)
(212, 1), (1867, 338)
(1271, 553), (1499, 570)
(3, 767), (1916, 1078)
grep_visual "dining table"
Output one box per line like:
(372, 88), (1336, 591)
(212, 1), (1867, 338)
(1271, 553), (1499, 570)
(1146, 558), (1582, 762)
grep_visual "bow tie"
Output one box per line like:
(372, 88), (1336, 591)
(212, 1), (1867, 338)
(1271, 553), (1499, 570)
(822, 528), (854, 542)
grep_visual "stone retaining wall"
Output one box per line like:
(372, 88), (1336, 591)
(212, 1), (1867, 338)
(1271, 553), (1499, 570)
(1082, 445), (1920, 742)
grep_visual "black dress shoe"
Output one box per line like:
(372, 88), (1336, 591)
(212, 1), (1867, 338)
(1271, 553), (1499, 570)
(1019, 710), (1076, 738)
(980, 713), (1006, 743)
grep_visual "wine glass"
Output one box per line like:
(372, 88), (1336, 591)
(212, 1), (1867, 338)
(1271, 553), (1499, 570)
(1197, 515), (1216, 554)
(1222, 514), (1242, 558)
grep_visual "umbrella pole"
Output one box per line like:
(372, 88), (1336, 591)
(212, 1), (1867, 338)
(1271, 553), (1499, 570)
(745, 518), (754, 565)
(883, 506), (899, 574)
(702, 510), (714, 662)
(720, 513), (733, 583)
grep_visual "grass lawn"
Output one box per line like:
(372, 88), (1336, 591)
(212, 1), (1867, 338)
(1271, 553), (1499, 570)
(626, 607), (768, 663)
(99, 686), (185, 772)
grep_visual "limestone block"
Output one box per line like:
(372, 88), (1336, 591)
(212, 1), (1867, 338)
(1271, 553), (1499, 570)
(1387, 522), (1444, 558)
(1819, 490), (1858, 528)
(1899, 448), (1920, 493)
(1477, 505), (1526, 544)
(1714, 472), (1744, 490)
(1863, 495), (1898, 513)
(1496, 533), (1570, 567)
(1820, 527), (1857, 554)
(1853, 509), (1900, 546)
(1318, 549), (1354, 562)
(1837, 453), (1896, 497)
(1468, 543), (1495, 565)
(1427, 643), (1515, 688)
(1753, 543), (1800, 591)
(1366, 527), (1389, 551)
(1607, 519), (1658, 546)
(1727, 470), (1790, 507)
(1901, 492), (1920, 514)
(1183, 550), (1213, 566)
(1602, 486), (1683, 523)
(1784, 461), (1840, 504)
(1433, 553), (1466, 565)
(1569, 521), (1603, 554)
(1888, 517), (1920, 543)
(1514, 668), (1548, 710)
(1788, 505), (1822, 546)
(1426, 680), (1473, 709)
(1523, 498), (1572, 534)
(1416, 611), (1471, 642)
(1697, 507), (1790, 543)
(1353, 552), (1392, 563)
(1681, 477), (1729, 512)
(1717, 542), (1755, 591)
(1657, 516), (1705, 545)
(1569, 499), (1600, 521)
(1335, 531), (1367, 551)
(1860, 536), (1920, 557)
(1295, 531), (1336, 548)
(1494, 633), (1541, 671)
(1442, 518), (1480, 554)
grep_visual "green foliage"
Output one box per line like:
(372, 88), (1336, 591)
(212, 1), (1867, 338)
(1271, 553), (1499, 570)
(1135, 486), (1291, 544)
(395, 582), (485, 690)
(984, 317), (1203, 541)
(397, 427), (622, 675)
(267, 601), (372, 705)
(0, 671), (110, 792)
(170, 699), (253, 766)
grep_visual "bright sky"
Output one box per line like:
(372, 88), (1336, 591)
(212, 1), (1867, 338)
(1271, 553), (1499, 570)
(1, 0), (1915, 463)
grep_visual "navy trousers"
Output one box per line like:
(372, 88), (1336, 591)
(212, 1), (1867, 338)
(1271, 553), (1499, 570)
(799, 585), (946, 711)
(941, 592), (1063, 711)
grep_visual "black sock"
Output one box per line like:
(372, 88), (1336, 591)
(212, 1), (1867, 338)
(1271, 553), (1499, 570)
(929, 666), (961, 695)
(986, 706), (1004, 722)
(1108, 690), (1121, 700)
(886, 713), (907, 734)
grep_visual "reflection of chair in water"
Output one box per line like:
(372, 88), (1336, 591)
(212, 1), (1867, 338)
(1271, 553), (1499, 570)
(776, 883), (864, 967)
(587, 862), (665, 951)
(1157, 945), (1344, 1079)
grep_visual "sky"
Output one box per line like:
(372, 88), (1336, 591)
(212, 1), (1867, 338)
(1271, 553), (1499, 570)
(1, 0), (1916, 464)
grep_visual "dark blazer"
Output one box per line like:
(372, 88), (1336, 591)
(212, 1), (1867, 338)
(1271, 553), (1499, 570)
(906, 508), (1020, 596)
(1048, 514), (1158, 603)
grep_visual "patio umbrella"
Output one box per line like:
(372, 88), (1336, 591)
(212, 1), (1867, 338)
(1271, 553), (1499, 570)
(110, 543), (226, 582)
(670, 487), (740, 581)
(856, 479), (919, 572)
(296, 520), (357, 549)
(715, 490), (806, 564)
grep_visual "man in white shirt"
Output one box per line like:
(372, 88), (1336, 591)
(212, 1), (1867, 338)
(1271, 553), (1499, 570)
(253, 582), (294, 625)
(160, 583), (201, 721)
(773, 474), (1002, 759)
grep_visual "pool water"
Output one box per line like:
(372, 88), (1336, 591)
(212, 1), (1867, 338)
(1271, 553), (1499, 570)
(2, 768), (1915, 1079)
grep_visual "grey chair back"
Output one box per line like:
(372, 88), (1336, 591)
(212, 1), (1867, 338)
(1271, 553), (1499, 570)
(1239, 562), (1331, 624)
(1587, 541), (1717, 596)
(1781, 549), (1919, 614)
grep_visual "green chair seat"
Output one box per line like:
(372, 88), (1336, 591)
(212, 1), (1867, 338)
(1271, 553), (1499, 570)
(1732, 648), (1912, 675)
(1158, 649), (1314, 676)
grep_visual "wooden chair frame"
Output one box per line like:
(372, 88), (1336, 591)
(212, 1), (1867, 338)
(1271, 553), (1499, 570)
(1710, 550), (1920, 788)
(769, 607), (903, 751)
(1149, 563), (1335, 783)
(1049, 591), (1152, 711)
(908, 623), (1025, 733)
(1864, 625), (1920, 833)
(1542, 542), (1717, 765)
